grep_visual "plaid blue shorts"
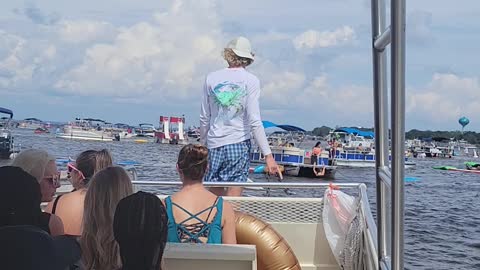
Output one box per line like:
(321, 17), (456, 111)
(204, 140), (251, 182)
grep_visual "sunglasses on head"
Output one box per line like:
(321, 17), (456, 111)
(67, 162), (85, 180)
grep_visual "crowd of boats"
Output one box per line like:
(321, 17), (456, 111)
(1, 111), (191, 143)
(2, 107), (479, 179)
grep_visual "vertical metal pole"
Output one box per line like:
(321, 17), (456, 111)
(391, 0), (406, 269)
(370, 0), (390, 265)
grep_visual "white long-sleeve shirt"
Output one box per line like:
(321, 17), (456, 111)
(199, 67), (272, 156)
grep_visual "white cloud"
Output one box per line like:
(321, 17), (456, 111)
(57, 20), (116, 43)
(0, 30), (60, 91)
(258, 70), (373, 121)
(54, 0), (224, 100)
(0, 31), (33, 89)
(293, 26), (355, 50)
(407, 73), (480, 123)
(262, 71), (306, 106)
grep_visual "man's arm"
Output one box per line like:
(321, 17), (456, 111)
(246, 78), (282, 178)
(245, 78), (271, 156)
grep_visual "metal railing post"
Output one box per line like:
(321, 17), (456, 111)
(370, 0), (405, 269)
(391, 0), (406, 269)
(370, 0), (391, 267)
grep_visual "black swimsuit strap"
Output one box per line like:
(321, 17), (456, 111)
(51, 194), (63, 214)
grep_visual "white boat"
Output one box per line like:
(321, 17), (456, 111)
(333, 149), (416, 168)
(17, 118), (45, 130)
(251, 146), (338, 178)
(136, 123), (157, 137)
(327, 128), (375, 152)
(55, 118), (115, 141)
(106, 123), (137, 139)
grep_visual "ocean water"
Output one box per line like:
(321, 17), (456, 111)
(1, 129), (479, 270)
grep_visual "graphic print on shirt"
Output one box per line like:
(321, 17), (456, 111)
(211, 81), (246, 121)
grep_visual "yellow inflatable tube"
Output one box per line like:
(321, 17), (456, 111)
(235, 211), (301, 270)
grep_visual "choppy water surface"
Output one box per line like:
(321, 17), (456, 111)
(1, 129), (479, 270)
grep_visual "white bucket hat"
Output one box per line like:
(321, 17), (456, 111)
(226, 36), (254, 60)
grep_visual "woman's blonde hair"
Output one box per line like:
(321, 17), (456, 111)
(81, 166), (133, 270)
(223, 48), (254, 67)
(11, 149), (55, 182)
(76, 149), (113, 186)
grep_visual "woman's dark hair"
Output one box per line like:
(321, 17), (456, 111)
(76, 149), (113, 185)
(113, 191), (168, 270)
(177, 144), (208, 181)
(0, 166), (42, 227)
(315, 142), (321, 147)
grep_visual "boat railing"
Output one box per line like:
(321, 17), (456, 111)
(370, 0), (405, 269)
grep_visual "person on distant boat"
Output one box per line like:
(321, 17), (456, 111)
(45, 149), (113, 236)
(311, 142), (322, 165)
(81, 166), (133, 270)
(357, 143), (364, 152)
(165, 144), (236, 244)
(328, 138), (338, 165)
(200, 36), (282, 197)
(114, 192), (168, 270)
(0, 166), (64, 236)
(313, 165), (326, 177)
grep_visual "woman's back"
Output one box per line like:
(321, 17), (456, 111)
(47, 191), (85, 235)
(166, 189), (223, 244)
(171, 144), (237, 244)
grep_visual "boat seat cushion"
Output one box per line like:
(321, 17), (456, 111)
(164, 243), (257, 270)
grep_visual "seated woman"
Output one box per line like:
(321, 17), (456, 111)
(11, 149), (61, 203)
(81, 166), (133, 270)
(45, 149), (113, 235)
(0, 166), (64, 236)
(165, 144), (236, 244)
(114, 191), (168, 270)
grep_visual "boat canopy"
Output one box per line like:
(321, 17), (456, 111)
(24, 117), (42, 121)
(334, 128), (374, 139)
(262, 121), (306, 132)
(79, 118), (106, 123)
(0, 107), (13, 118)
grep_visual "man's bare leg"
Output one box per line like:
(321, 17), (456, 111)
(225, 187), (244, 197)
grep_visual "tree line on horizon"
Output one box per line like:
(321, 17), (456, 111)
(309, 126), (480, 145)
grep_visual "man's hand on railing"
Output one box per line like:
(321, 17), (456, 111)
(265, 154), (283, 180)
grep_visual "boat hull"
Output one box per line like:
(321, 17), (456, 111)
(56, 133), (114, 142)
(335, 158), (416, 168)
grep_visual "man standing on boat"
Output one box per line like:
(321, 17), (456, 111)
(200, 36), (281, 196)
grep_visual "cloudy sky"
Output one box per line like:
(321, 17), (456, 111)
(1, 0), (479, 131)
